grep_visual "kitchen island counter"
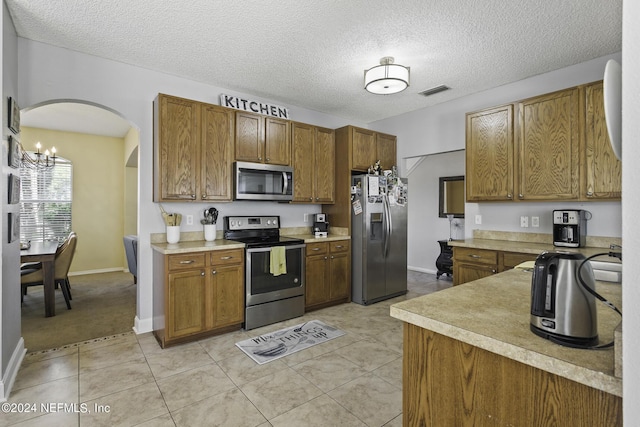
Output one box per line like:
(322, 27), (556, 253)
(391, 268), (622, 395)
(391, 269), (622, 425)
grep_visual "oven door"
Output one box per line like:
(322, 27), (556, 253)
(246, 244), (305, 306)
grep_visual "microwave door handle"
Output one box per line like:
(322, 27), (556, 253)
(282, 172), (288, 195)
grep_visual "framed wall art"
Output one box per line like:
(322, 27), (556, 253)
(8, 96), (20, 134)
(8, 213), (20, 243)
(8, 135), (21, 168)
(8, 173), (20, 204)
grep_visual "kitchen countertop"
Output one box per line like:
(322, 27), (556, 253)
(390, 268), (622, 397)
(150, 230), (350, 255)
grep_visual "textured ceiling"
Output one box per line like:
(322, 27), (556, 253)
(8, 0), (622, 135)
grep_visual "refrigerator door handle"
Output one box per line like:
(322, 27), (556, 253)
(383, 195), (392, 258)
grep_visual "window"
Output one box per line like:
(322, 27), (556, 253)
(20, 157), (73, 243)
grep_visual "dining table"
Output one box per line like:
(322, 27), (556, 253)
(20, 241), (59, 317)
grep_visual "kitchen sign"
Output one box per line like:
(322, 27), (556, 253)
(220, 94), (290, 119)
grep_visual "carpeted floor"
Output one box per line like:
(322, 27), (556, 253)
(20, 271), (137, 352)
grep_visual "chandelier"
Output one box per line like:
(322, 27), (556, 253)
(364, 56), (410, 95)
(21, 141), (58, 169)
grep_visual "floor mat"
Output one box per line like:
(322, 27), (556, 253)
(236, 320), (345, 364)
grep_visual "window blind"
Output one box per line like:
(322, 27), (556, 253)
(19, 157), (73, 243)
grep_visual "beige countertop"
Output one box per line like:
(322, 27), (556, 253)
(390, 268), (622, 397)
(150, 229), (350, 255)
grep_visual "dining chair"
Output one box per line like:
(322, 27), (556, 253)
(123, 235), (138, 284)
(21, 232), (77, 310)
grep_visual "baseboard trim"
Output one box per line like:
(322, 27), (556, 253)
(134, 316), (153, 334)
(0, 338), (26, 401)
(68, 267), (126, 276)
(408, 265), (437, 275)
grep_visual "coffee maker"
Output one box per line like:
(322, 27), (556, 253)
(553, 210), (587, 247)
(313, 213), (329, 237)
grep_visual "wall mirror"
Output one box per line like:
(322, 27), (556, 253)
(439, 175), (465, 218)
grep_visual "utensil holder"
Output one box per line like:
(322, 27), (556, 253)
(166, 226), (180, 244)
(204, 224), (216, 242)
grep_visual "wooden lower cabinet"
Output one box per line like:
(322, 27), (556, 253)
(453, 247), (537, 286)
(154, 248), (244, 347)
(305, 240), (350, 311)
(403, 324), (621, 426)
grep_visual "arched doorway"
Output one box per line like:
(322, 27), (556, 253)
(19, 100), (140, 351)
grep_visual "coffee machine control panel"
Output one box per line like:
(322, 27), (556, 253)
(553, 210), (581, 225)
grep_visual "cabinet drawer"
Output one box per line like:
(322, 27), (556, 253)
(168, 253), (206, 271)
(502, 252), (536, 269)
(210, 249), (244, 266)
(453, 247), (498, 265)
(306, 242), (328, 256)
(330, 240), (350, 253)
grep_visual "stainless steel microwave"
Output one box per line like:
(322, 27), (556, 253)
(234, 161), (294, 201)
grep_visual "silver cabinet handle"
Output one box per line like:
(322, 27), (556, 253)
(179, 260), (195, 264)
(220, 256), (233, 260)
(212, 270), (217, 275)
(518, 193), (524, 199)
(201, 271), (205, 276)
(469, 254), (481, 258)
(335, 245), (344, 248)
(507, 193), (513, 199)
(266, 158), (270, 162)
(312, 247), (321, 251)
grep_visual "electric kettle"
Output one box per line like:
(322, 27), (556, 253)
(530, 251), (598, 348)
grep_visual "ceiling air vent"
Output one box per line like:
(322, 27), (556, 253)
(419, 85), (450, 97)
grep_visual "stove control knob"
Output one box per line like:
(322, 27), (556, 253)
(238, 220), (242, 226)
(273, 219), (278, 226)
(230, 220), (236, 227)
(266, 220), (272, 225)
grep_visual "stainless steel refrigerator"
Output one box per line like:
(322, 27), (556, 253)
(351, 174), (408, 305)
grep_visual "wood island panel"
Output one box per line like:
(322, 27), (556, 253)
(403, 323), (622, 427)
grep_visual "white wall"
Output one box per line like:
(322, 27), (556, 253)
(16, 38), (359, 334)
(0, 0), (24, 400)
(371, 53), (623, 241)
(406, 150), (464, 274)
(622, 0), (640, 421)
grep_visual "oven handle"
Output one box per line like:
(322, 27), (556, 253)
(246, 244), (306, 254)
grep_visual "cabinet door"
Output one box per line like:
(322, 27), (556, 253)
(167, 269), (206, 339)
(453, 263), (497, 286)
(376, 133), (397, 171)
(210, 264), (244, 328)
(314, 127), (335, 203)
(201, 104), (234, 201)
(155, 95), (200, 201)
(466, 105), (514, 201)
(291, 122), (315, 203)
(517, 88), (580, 200)
(265, 118), (291, 165)
(329, 251), (350, 301)
(235, 111), (264, 162)
(584, 82), (622, 199)
(351, 127), (376, 171)
(305, 255), (329, 307)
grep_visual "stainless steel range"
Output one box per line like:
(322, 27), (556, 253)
(223, 216), (306, 330)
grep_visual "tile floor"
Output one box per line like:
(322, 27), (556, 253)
(4, 272), (451, 427)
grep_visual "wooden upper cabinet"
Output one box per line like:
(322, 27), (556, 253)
(314, 127), (336, 203)
(466, 105), (514, 201)
(291, 122), (315, 203)
(235, 111), (264, 162)
(376, 133), (397, 171)
(201, 104), (234, 201)
(265, 117), (291, 165)
(291, 122), (335, 204)
(517, 87), (580, 200)
(154, 94), (235, 203)
(351, 128), (377, 171)
(235, 111), (290, 165)
(583, 81), (621, 199)
(154, 94), (200, 201)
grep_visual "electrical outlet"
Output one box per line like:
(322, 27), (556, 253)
(475, 214), (482, 225)
(303, 213), (309, 222)
(531, 216), (540, 227)
(520, 216), (529, 228)
(186, 215), (194, 226)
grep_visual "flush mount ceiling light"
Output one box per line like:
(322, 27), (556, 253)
(364, 56), (410, 95)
